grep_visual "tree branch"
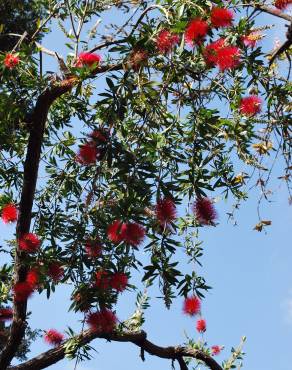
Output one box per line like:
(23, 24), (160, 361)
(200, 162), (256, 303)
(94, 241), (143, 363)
(242, 2), (292, 22)
(0, 80), (76, 369)
(8, 330), (222, 370)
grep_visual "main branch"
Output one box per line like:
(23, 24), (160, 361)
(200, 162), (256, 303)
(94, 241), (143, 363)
(8, 330), (223, 370)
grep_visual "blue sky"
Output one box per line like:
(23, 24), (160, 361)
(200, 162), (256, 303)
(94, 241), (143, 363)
(1, 4), (291, 370)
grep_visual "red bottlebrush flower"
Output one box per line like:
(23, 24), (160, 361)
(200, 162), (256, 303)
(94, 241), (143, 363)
(239, 95), (262, 116)
(129, 49), (148, 71)
(274, 0), (292, 10)
(76, 52), (101, 67)
(76, 142), (98, 165)
(121, 222), (145, 247)
(4, 53), (20, 69)
(185, 18), (209, 46)
(196, 318), (207, 332)
(211, 345), (222, 356)
(26, 268), (39, 287)
(156, 29), (180, 53)
(13, 281), (34, 302)
(110, 272), (128, 292)
(48, 262), (64, 282)
(1, 203), (18, 223)
(155, 198), (177, 226)
(95, 270), (111, 290)
(18, 233), (41, 253)
(0, 308), (13, 321)
(183, 296), (201, 316)
(194, 197), (217, 225)
(107, 220), (125, 243)
(85, 239), (102, 258)
(242, 32), (262, 48)
(44, 329), (64, 346)
(210, 7), (234, 28)
(90, 129), (109, 144)
(86, 309), (117, 333)
(204, 39), (241, 71)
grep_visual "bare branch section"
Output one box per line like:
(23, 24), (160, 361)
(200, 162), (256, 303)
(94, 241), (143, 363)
(8, 330), (223, 370)
(242, 2), (292, 22)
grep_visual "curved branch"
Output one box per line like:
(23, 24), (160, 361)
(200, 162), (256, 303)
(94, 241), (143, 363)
(242, 2), (292, 22)
(8, 330), (222, 370)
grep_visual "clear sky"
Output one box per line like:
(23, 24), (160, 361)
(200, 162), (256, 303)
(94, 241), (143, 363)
(1, 5), (291, 370)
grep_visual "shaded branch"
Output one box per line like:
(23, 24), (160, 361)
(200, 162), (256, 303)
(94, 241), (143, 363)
(242, 2), (292, 22)
(8, 330), (222, 370)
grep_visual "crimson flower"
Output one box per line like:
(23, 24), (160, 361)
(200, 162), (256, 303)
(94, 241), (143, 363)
(107, 220), (125, 243)
(0, 308), (13, 321)
(239, 95), (262, 116)
(196, 318), (207, 332)
(183, 296), (201, 316)
(185, 18), (209, 45)
(44, 329), (64, 346)
(194, 197), (217, 225)
(86, 309), (117, 333)
(121, 222), (145, 247)
(95, 270), (111, 290)
(13, 282), (34, 302)
(85, 239), (102, 258)
(211, 345), (222, 356)
(76, 142), (98, 165)
(26, 268), (39, 287)
(274, 0), (292, 10)
(76, 52), (101, 67)
(48, 262), (64, 282)
(18, 233), (41, 253)
(155, 198), (177, 226)
(204, 39), (241, 71)
(210, 7), (234, 28)
(90, 129), (109, 143)
(4, 53), (20, 69)
(1, 204), (18, 223)
(110, 272), (128, 292)
(156, 29), (180, 53)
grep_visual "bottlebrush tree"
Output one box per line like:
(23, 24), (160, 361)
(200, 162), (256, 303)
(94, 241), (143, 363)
(0, 0), (291, 369)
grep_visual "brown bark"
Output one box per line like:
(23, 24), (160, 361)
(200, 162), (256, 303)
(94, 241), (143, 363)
(8, 330), (223, 370)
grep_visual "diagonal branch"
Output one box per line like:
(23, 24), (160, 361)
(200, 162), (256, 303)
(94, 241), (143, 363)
(8, 330), (223, 370)
(242, 2), (292, 22)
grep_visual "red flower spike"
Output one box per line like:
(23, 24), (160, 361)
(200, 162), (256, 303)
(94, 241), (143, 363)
(194, 197), (217, 225)
(183, 296), (201, 316)
(240, 95), (262, 116)
(211, 345), (222, 356)
(76, 142), (98, 165)
(210, 7), (234, 28)
(185, 18), (209, 45)
(107, 220), (125, 243)
(76, 52), (101, 67)
(48, 263), (64, 282)
(85, 239), (102, 258)
(26, 268), (39, 287)
(90, 129), (109, 144)
(1, 204), (18, 223)
(121, 222), (145, 247)
(13, 282), (34, 302)
(196, 318), (207, 332)
(274, 0), (292, 10)
(156, 198), (177, 226)
(0, 308), (13, 321)
(18, 233), (41, 253)
(156, 29), (180, 53)
(95, 270), (111, 290)
(110, 272), (128, 292)
(86, 309), (117, 333)
(44, 329), (64, 346)
(4, 53), (20, 69)
(204, 39), (241, 71)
